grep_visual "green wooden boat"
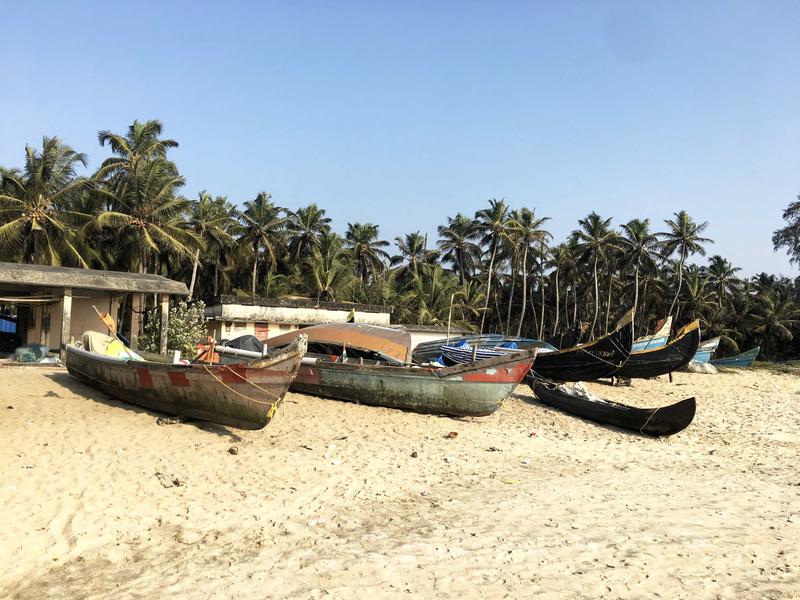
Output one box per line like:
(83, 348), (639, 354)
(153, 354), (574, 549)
(290, 349), (537, 417)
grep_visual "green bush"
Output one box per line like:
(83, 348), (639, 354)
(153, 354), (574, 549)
(140, 300), (207, 356)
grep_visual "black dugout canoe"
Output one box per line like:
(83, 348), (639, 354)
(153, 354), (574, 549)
(525, 310), (633, 383)
(532, 381), (696, 436)
(614, 320), (700, 379)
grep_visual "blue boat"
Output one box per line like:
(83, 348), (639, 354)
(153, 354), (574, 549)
(631, 316), (672, 352)
(710, 347), (760, 368)
(693, 336), (721, 364)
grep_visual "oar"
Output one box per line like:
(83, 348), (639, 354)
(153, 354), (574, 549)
(92, 305), (136, 360)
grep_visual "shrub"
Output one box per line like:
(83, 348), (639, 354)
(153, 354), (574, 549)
(140, 300), (207, 356)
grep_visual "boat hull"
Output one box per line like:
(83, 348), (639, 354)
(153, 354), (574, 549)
(66, 337), (306, 429)
(525, 315), (633, 382)
(291, 351), (535, 417)
(615, 321), (700, 379)
(710, 346), (760, 368)
(533, 381), (696, 436)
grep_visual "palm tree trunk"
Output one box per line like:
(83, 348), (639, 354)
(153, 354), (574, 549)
(590, 254), (600, 338)
(667, 248), (686, 319)
(213, 262), (219, 296)
(479, 241), (497, 333)
(529, 289), (539, 338)
(552, 267), (560, 335)
(604, 273), (613, 335)
(188, 248), (201, 299)
(516, 245), (529, 337)
(251, 255), (258, 297)
(539, 274), (545, 337)
(505, 256), (518, 335)
(633, 265), (640, 338)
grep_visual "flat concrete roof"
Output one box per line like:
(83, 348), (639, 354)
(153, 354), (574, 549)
(204, 295), (391, 314)
(0, 262), (188, 295)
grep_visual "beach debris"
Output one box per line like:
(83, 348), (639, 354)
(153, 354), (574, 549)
(331, 458), (342, 466)
(156, 416), (185, 426)
(335, 436), (348, 441)
(229, 446), (239, 455)
(411, 451), (418, 458)
(529, 432), (537, 438)
(300, 444), (313, 451)
(155, 471), (185, 488)
(487, 446), (502, 452)
(521, 459), (531, 465)
(6, 405), (12, 409)
(444, 455), (453, 463)
(446, 431), (458, 439)
(307, 520), (318, 527)
(503, 479), (520, 485)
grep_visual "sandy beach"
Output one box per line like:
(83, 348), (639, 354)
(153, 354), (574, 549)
(2, 366), (799, 599)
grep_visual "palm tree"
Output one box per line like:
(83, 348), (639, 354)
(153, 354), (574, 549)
(703, 255), (741, 307)
(391, 231), (440, 283)
(475, 198), (514, 333)
(511, 207), (551, 336)
(344, 222), (391, 284)
(238, 192), (289, 297)
(186, 191), (235, 298)
(751, 288), (800, 358)
(659, 210), (713, 321)
(0, 137), (95, 266)
(287, 203), (331, 261)
(96, 119), (178, 184)
(302, 232), (356, 301)
(573, 212), (616, 337)
(437, 213), (480, 284)
(547, 244), (574, 336)
(619, 218), (661, 335)
(94, 158), (197, 273)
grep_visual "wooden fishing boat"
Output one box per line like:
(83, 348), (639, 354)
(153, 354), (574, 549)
(66, 331), (307, 430)
(631, 316), (672, 352)
(614, 320), (700, 379)
(265, 323), (412, 363)
(532, 381), (696, 436)
(710, 346), (760, 368)
(693, 336), (721, 364)
(412, 334), (554, 363)
(524, 311), (633, 383)
(289, 349), (537, 417)
(544, 321), (585, 350)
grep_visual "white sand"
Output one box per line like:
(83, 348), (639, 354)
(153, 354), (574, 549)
(1, 367), (799, 599)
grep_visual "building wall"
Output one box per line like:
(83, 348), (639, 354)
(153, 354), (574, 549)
(27, 294), (119, 350)
(206, 303), (391, 327)
(207, 320), (300, 342)
(405, 329), (471, 350)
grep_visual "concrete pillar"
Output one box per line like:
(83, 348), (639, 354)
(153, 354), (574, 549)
(60, 288), (72, 361)
(129, 293), (142, 350)
(159, 294), (170, 355)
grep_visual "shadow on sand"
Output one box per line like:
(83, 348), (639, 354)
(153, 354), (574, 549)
(44, 371), (244, 442)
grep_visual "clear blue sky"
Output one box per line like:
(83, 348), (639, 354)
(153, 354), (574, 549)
(2, 1), (798, 275)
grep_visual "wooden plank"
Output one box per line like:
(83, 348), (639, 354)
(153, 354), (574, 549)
(160, 294), (170, 355)
(60, 288), (72, 361)
(130, 293), (141, 350)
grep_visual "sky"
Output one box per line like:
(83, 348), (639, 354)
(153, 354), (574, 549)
(1, 1), (799, 276)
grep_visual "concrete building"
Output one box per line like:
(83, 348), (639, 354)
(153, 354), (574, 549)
(204, 296), (391, 341)
(0, 262), (188, 358)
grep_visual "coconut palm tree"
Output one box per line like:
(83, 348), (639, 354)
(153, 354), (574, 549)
(238, 192), (289, 297)
(573, 212), (617, 337)
(96, 119), (178, 185)
(510, 207), (551, 336)
(703, 255), (741, 307)
(475, 198), (515, 333)
(391, 231), (440, 283)
(0, 137), (95, 266)
(287, 203), (332, 261)
(619, 218), (661, 334)
(94, 158), (197, 274)
(185, 191), (235, 298)
(302, 232), (356, 301)
(659, 210), (713, 321)
(344, 222), (391, 284)
(437, 213), (480, 284)
(751, 288), (800, 358)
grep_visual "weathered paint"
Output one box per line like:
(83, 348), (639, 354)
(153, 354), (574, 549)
(65, 336), (306, 429)
(290, 352), (535, 417)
